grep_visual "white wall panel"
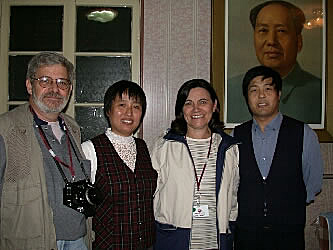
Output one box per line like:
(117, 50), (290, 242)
(143, 0), (211, 147)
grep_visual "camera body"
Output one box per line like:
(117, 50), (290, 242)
(63, 179), (102, 217)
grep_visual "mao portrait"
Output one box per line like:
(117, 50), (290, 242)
(225, 0), (325, 127)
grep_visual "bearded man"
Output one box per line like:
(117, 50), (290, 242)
(0, 52), (93, 250)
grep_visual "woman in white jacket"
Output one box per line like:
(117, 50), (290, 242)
(151, 79), (240, 250)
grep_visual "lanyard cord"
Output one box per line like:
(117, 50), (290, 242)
(187, 134), (213, 192)
(37, 124), (75, 179)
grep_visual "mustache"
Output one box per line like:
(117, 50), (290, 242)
(43, 91), (64, 99)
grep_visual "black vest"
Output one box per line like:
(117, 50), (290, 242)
(91, 134), (157, 249)
(234, 116), (306, 230)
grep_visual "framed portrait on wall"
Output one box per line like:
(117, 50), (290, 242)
(222, 0), (326, 129)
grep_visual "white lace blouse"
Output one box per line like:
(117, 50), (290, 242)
(81, 128), (137, 184)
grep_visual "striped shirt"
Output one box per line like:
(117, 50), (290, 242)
(187, 133), (218, 250)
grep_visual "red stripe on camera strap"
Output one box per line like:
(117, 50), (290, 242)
(38, 125), (75, 179)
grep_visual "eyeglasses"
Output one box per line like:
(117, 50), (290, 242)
(31, 76), (71, 90)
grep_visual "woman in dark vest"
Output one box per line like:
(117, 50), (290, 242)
(82, 80), (157, 250)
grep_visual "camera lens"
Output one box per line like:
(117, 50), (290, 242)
(85, 187), (103, 206)
(85, 188), (97, 205)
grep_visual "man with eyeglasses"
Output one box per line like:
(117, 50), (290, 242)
(0, 52), (93, 250)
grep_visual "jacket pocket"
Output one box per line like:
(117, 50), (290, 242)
(2, 184), (43, 249)
(156, 221), (178, 231)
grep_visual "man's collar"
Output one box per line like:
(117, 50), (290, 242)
(252, 112), (282, 132)
(30, 105), (65, 130)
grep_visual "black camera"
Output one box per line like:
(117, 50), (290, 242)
(63, 180), (103, 217)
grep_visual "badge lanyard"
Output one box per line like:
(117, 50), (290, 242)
(187, 134), (213, 206)
(37, 124), (76, 180)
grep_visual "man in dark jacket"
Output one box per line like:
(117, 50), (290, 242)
(233, 65), (323, 250)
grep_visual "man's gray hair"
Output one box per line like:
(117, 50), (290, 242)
(26, 52), (75, 83)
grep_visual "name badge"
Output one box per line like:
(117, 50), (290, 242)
(193, 204), (209, 218)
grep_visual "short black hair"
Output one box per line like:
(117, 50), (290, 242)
(249, 1), (305, 35)
(242, 65), (282, 106)
(170, 78), (223, 135)
(104, 80), (147, 129)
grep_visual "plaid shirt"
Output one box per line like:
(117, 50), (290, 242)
(91, 134), (157, 250)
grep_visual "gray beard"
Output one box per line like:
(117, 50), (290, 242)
(32, 90), (69, 113)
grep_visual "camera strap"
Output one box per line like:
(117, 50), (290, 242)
(39, 124), (91, 182)
(37, 123), (90, 183)
(37, 124), (74, 183)
(29, 105), (90, 185)
(67, 134), (91, 181)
